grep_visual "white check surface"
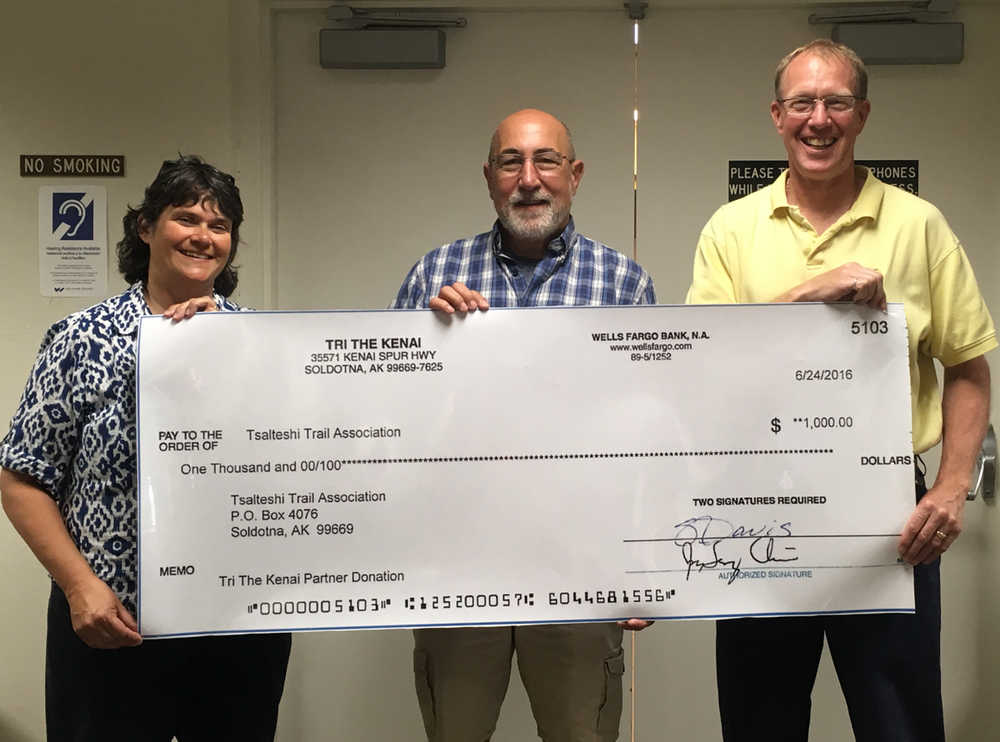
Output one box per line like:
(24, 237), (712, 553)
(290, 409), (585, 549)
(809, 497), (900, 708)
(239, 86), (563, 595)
(137, 303), (915, 637)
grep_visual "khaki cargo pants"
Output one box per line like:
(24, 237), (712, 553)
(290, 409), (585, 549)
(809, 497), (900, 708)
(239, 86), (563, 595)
(413, 622), (625, 741)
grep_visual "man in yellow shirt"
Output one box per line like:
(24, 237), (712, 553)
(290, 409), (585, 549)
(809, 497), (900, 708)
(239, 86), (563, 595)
(687, 39), (994, 742)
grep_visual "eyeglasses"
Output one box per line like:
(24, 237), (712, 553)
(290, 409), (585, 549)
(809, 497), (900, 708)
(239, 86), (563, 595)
(490, 151), (571, 174)
(776, 95), (864, 116)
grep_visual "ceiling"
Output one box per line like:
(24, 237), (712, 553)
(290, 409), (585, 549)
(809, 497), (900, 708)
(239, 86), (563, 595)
(313, 0), (995, 9)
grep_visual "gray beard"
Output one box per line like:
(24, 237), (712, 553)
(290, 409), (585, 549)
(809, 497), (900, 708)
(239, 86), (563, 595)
(497, 199), (569, 241)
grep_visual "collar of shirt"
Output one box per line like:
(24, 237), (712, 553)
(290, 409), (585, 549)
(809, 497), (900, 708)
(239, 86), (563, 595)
(770, 169), (792, 214)
(770, 166), (884, 231)
(111, 282), (151, 336)
(850, 167), (885, 223)
(490, 217), (577, 263)
(111, 281), (230, 336)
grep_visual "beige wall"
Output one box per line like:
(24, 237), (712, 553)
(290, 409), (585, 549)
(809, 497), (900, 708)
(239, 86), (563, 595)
(0, 2), (247, 740)
(270, 4), (1000, 740)
(1, 1), (998, 740)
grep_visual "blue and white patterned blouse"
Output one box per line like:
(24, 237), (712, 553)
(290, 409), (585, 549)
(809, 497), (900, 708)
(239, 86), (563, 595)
(0, 282), (241, 614)
(392, 218), (656, 308)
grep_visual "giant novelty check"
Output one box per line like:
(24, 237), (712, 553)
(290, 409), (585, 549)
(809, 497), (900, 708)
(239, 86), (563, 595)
(137, 303), (915, 638)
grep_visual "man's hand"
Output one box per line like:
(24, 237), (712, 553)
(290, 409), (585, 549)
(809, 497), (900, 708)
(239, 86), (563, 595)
(897, 480), (964, 565)
(162, 296), (218, 322)
(899, 355), (990, 564)
(429, 282), (489, 314)
(619, 618), (654, 631)
(65, 576), (143, 649)
(776, 262), (886, 311)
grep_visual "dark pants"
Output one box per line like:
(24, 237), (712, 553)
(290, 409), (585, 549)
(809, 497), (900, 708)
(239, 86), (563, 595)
(45, 583), (292, 742)
(716, 471), (944, 742)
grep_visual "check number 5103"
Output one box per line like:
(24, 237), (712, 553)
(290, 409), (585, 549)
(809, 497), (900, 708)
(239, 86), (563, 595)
(851, 319), (888, 335)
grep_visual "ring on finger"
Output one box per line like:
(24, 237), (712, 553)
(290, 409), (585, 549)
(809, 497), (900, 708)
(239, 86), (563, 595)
(933, 529), (948, 541)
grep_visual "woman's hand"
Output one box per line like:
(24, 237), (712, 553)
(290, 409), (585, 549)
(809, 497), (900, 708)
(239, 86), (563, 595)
(65, 576), (142, 648)
(162, 296), (218, 322)
(2, 469), (142, 649)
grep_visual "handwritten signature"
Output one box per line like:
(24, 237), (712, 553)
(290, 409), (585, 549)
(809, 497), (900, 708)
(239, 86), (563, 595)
(673, 515), (798, 584)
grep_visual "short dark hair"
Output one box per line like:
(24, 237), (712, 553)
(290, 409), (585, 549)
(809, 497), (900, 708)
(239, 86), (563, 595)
(117, 155), (243, 297)
(774, 39), (868, 100)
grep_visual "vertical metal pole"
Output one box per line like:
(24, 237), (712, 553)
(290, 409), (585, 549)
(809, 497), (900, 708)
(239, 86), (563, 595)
(626, 6), (646, 738)
(630, 629), (638, 742)
(632, 21), (640, 263)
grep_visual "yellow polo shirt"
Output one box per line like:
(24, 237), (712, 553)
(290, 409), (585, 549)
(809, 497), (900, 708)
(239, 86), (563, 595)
(687, 167), (996, 453)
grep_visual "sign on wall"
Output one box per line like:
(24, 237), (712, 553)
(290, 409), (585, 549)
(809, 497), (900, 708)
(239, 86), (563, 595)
(728, 159), (919, 201)
(38, 186), (107, 297)
(21, 154), (125, 177)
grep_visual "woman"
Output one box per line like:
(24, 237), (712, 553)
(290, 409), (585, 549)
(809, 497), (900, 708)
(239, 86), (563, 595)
(0, 156), (291, 741)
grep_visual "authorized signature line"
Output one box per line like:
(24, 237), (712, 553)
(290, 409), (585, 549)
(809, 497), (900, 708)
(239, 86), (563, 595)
(624, 533), (901, 543)
(657, 516), (903, 584)
(625, 563), (905, 575)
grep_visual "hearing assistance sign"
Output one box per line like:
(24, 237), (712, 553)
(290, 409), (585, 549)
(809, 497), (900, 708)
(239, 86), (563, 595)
(38, 185), (107, 297)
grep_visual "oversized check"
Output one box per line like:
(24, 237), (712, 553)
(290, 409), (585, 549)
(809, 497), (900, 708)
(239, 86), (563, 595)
(137, 303), (915, 638)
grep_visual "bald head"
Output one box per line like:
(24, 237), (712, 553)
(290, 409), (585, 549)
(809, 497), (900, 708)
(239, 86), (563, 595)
(482, 108), (584, 257)
(487, 109), (576, 163)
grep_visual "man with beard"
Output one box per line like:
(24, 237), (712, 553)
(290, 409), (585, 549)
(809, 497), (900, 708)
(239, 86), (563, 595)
(392, 108), (654, 741)
(687, 40), (994, 741)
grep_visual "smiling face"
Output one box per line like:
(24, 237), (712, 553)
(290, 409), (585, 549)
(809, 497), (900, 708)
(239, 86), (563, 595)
(484, 109), (584, 250)
(139, 196), (233, 300)
(771, 52), (870, 185)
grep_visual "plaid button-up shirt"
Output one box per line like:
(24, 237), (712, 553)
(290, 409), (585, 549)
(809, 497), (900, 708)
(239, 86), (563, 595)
(392, 219), (655, 308)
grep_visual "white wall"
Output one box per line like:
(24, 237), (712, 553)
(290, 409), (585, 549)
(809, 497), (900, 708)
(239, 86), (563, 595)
(1, 1), (998, 740)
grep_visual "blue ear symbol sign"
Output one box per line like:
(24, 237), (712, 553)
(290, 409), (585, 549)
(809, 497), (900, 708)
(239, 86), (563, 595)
(58, 198), (88, 237)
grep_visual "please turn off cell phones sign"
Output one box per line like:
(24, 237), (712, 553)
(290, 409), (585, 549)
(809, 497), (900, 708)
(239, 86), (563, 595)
(727, 159), (918, 201)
